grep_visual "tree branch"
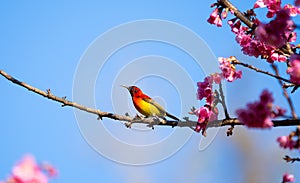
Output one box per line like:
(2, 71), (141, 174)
(218, 82), (230, 119)
(283, 155), (300, 163)
(1, 70), (300, 130)
(232, 60), (295, 84)
(219, 0), (255, 29)
(271, 64), (297, 119)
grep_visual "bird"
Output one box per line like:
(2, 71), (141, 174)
(121, 85), (180, 121)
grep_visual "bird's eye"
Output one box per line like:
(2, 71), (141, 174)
(130, 88), (136, 94)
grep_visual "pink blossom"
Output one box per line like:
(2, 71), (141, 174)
(264, 0), (282, 18)
(192, 106), (209, 134)
(269, 52), (287, 62)
(193, 106), (218, 136)
(283, 4), (300, 16)
(295, 0), (300, 6)
(228, 17), (289, 63)
(255, 10), (295, 48)
(254, 0), (267, 8)
(224, 0), (297, 63)
(272, 106), (287, 118)
(287, 54), (300, 84)
(218, 57), (242, 82)
(2, 155), (57, 183)
(197, 77), (212, 101)
(236, 90), (284, 128)
(236, 31), (252, 47)
(282, 173), (295, 183)
(221, 10), (228, 19)
(195, 73), (221, 136)
(42, 163), (58, 178)
(211, 73), (222, 84)
(255, 24), (285, 48)
(260, 89), (274, 103)
(12, 155), (48, 183)
(197, 74), (222, 105)
(207, 8), (222, 27)
(277, 136), (296, 149)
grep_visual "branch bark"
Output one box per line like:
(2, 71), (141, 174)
(271, 64), (297, 119)
(232, 60), (295, 84)
(1, 70), (300, 130)
(219, 0), (255, 29)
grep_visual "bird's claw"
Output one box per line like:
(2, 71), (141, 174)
(171, 121), (178, 128)
(133, 114), (144, 120)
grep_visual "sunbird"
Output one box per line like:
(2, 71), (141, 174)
(121, 85), (180, 121)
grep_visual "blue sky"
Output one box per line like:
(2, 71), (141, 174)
(1, 1), (300, 183)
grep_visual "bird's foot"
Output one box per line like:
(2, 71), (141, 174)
(171, 121), (178, 128)
(133, 114), (144, 120)
(152, 115), (160, 121)
(146, 115), (161, 130)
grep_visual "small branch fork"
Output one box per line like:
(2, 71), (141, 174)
(1, 70), (300, 130)
(218, 82), (230, 119)
(283, 155), (300, 163)
(271, 64), (297, 119)
(216, 82), (235, 136)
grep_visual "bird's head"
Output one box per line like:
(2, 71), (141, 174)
(121, 85), (142, 97)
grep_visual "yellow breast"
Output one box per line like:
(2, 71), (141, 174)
(133, 97), (166, 117)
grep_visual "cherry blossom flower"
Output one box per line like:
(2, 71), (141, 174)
(207, 8), (222, 27)
(195, 73), (221, 135)
(228, 18), (288, 63)
(227, 1), (296, 63)
(221, 9), (228, 19)
(277, 136), (296, 150)
(42, 163), (58, 178)
(282, 173), (295, 183)
(191, 106), (218, 136)
(1, 154), (57, 183)
(236, 90), (285, 128)
(262, 0), (282, 18)
(255, 10), (295, 48)
(193, 106), (210, 134)
(270, 52), (287, 62)
(197, 77), (212, 101)
(197, 74), (221, 105)
(283, 4), (300, 16)
(287, 54), (300, 84)
(253, 0), (282, 17)
(211, 73), (222, 84)
(254, 0), (267, 8)
(218, 57), (242, 82)
(12, 155), (48, 183)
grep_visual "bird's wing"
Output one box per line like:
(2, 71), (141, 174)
(142, 97), (166, 115)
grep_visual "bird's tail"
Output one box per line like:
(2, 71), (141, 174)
(166, 112), (180, 121)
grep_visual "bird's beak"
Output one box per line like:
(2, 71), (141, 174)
(120, 85), (130, 90)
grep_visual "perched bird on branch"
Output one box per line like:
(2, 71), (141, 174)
(121, 85), (180, 121)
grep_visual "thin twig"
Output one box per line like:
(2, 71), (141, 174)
(232, 60), (294, 84)
(271, 64), (297, 119)
(283, 155), (300, 163)
(1, 70), (300, 129)
(218, 82), (230, 119)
